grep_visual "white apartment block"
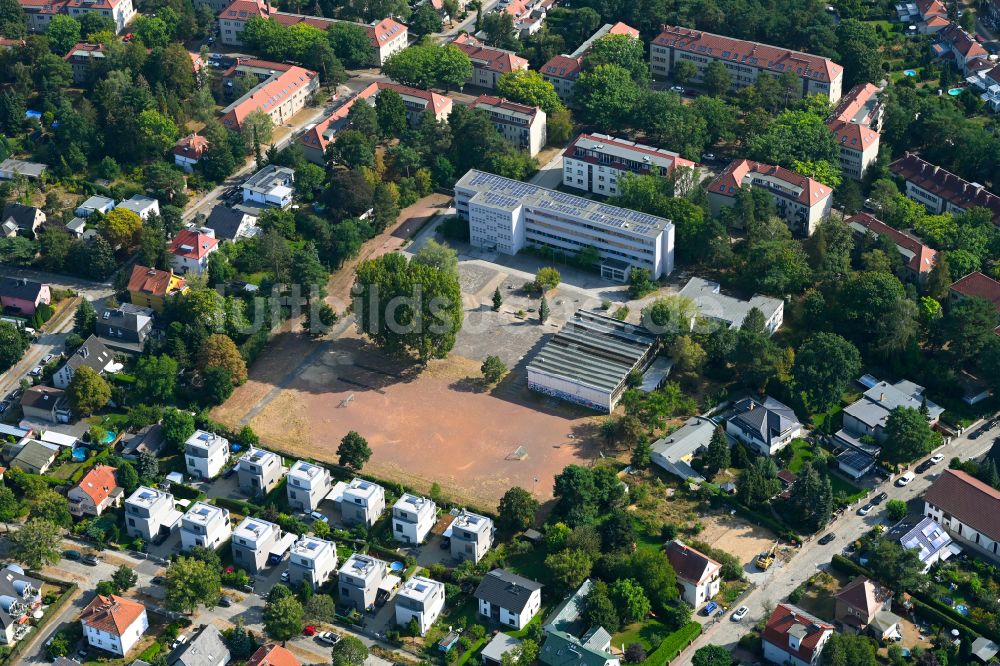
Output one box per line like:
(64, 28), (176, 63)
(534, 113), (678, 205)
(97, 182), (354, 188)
(339, 553), (388, 611)
(707, 159), (833, 236)
(124, 486), (179, 541)
(231, 517), (280, 574)
(184, 430), (230, 480)
(450, 510), (495, 563)
(392, 494), (436, 545)
(562, 133), (696, 197)
(180, 502), (232, 553)
(341, 478), (386, 528)
(20, 0), (136, 34)
(237, 447), (284, 497)
(650, 26), (844, 103)
(455, 170), (675, 282)
(826, 83), (882, 180)
(287, 460), (333, 512)
(288, 536), (338, 589)
(470, 95), (546, 157)
(395, 576), (445, 635)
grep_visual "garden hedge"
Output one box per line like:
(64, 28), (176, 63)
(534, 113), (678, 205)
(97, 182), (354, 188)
(639, 621), (701, 665)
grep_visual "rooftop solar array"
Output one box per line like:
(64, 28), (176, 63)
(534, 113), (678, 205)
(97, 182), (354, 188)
(458, 170), (672, 239)
(527, 310), (657, 394)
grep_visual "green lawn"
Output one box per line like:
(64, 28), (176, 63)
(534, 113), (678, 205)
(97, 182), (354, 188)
(613, 618), (672, 652)
(828, 473), (867, 504)
(507, 544), (548, 583)
(786, 439), (816, 474)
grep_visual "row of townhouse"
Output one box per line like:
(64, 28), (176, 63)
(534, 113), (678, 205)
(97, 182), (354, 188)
(541, 22), (640, 107)
(18, 0), (135, 34)
(216, 0), (407, 64)
(649, 25), (844, 104)
(300, 83), (545, 164)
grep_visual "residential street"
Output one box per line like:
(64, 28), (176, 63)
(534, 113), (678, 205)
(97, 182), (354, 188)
(676, 420), (1000, 664)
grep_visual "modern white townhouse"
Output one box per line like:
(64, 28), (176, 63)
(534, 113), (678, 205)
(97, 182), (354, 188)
(707, 159), (833, 237)
(650, 25), (844, 103)
(338, 553), (388, 611)
(287, 460), (333, 512)
(341, 478), (386, 528)
(454, 169), (675, 282)
(124, 486), (180, 541)
(475, 569), (542, 630)
(180, 502), (232, 553)
(0, 564), (42, 647)
(80, 595), (148, 657)
(184, 430), (230, 480)
(450, 510), (495, 564)
(470, 95), (546, 157)
(288, 536), (338, 589)
(562, 133), (696, 197)
(395, 576), (445, 635)
(392, 494), (437, 545)
(237, 447), (284, 497)
(231, 517), (280, 574)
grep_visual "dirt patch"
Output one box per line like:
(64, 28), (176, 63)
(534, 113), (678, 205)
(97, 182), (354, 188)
(215, 333), (602, 508)
(698, 513), (780, 566)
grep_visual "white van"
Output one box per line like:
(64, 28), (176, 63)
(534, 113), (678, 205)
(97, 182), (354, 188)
(896, 472), (915, 487)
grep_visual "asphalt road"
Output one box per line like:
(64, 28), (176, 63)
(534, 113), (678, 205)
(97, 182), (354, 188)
(676, 419), (1000, 664)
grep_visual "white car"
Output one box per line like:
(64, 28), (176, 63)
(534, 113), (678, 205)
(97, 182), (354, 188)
(280, 571), (290, 582)
(29, 366), (42, 377)
(170, 635), (188, 650)
(731, 606), (749, 622)
(896, 472), (915, 487)
(929, 454), (945, 464)
(317, 631), (342, 646)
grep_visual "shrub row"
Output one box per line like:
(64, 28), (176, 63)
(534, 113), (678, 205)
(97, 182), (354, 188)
(640, 621), (701, 665)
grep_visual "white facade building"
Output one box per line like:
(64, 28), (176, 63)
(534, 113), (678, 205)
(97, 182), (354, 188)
(242, 165), (295, 209)
(288, 536), (338, 589)
(339, 553), (388, 611)
(450, 510), (495, 564)
(287, 460), (333, 512)
(80, 595), (148, 657)
(665, 540), (722, 609)
(124, 486), (180, 540)
(184, 430), (230, 480)
(392, 494), (436, 545)
(180, 502), (232, 553)
(924, 469), (1000, 563)
(237, 447), (283, 497)
(475, 569), (542, 630)
(341, 478), (386, 528)
(470, 95), (546, 157)
(455, 170), (675, 282)
(678, 277), (784, 335)
(562, 133), (696, 197)
(116, 195), (160, 220)
(395, 576), (445, 635)
(231, 517), (280, 574)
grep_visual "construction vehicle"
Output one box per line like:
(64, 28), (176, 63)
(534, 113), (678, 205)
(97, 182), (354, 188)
(756, 541), (778, 570)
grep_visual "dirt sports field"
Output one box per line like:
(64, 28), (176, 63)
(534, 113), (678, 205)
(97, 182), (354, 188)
(213, 331), (602, 508)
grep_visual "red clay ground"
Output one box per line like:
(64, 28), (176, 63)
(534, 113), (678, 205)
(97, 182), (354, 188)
(214, 332), (602, 508)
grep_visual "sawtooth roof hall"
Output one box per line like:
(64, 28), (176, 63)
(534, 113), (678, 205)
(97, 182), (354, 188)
(527, 310), (659, 413)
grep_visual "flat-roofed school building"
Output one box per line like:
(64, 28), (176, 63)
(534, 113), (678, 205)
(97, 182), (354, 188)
(527, 310), (658, 412)
(454, 170), (675, 282)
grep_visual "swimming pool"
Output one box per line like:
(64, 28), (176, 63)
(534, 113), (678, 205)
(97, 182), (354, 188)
(101, 431), (116, 444)
(71, 447), (87, 462)
(904, 69), (917, 76)
(948, 87), (963, 96)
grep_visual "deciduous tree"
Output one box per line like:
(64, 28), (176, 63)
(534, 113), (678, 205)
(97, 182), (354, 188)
(165, 556), (222, 613)
(8, 518), (62, 569)
(66, 366), (111, 417)
(338, 431), (372, 470)
(496, 486), (538, 532)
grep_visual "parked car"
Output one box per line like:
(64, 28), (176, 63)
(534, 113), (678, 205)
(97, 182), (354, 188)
(151, 576), (166, 586)
(872, 492), (888, 504)
(670, 85), (685, 93)
(81, 554), (99, 566)
(857, 504), (873, 516)
(439, 537), (451, 550)
(63, 549), (82, 561)
(731, 606), (749, 621)
(223, 466), (237, 479)
(219, 596), (233, 607)
(702, 601), (719, 616)
(818, 533), (836, 545)
(41, 354), (54, 364)
(309, 511), (328, 523)
(897, 472), (915, 486)
(930, 453), (945, 464)
(915, 460), (934, 474)
(280, 571), (290, 582)
(171, 635), (188, 650)
(28, 366), (42, 377)
(0, 401), (9, 414)
(317, 631), (341, 646)
(701, 152), (716, 162)
(303, 626), (316, 636)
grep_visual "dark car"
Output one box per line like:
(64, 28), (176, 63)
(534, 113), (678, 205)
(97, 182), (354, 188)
(63, 549), (82, 561)
(439, 537), (451, 550)
(151, 576), (166, 586)
(223, 466), (238, 479)
(219, 596), (233, 607)
(915, 460), (934, 474)
(81, 554), (99, 566)
(818, 533), (836, 545)
(871, 492), (888, 504)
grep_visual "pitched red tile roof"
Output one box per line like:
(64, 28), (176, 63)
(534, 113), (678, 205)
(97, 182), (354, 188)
(170, 229), (219, 260)
(938, 22), (988, 60)
(563, 132), (695, 173)
(846, 212), (937, 274)
(451, 34), (528, 74)
(63, 42), (106, 63)
(72, 465), (119, 506)
(376, 81), (452, 115)
(607, 21), (639, 38)
(541, 54), (582, 81)
(836, 576), (893, 618)
(79, 595), (146, 637)
(219, 0), (273, 20)
(924, 469), (1000, 539)
(763, 603), (834, 664)
(368, 17), (406, 47)
(246, 644), (301, 666)
(827, 119), (880, 151)
(173, 134), (208, 160)
(219, 64), (317, 129)
(652, 25), (842, 85)
(889, 152), (1000, 225)
(950, 271), (1000, 312)
(917, 0), (947, 18)
(471, 94), (542, 121)
(664, 540), (721, 585)
(271, 10), (335, 29)
(128, 265), (173, 297)
(709, 159), (831, 206)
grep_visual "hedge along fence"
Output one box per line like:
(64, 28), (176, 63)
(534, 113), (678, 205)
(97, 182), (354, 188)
(640, 621), (701, 665)
(0, 581), (78, 666)
(830, 555), (990, 641)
